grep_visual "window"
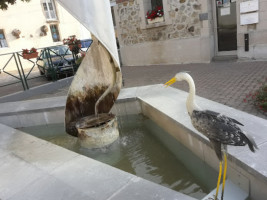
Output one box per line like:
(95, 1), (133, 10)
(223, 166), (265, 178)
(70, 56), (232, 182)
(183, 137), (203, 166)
(42, 0), (57, 21)
(151, 0), (163, 10)
(0, 29), (8, 48)
(138, 0), (171, 29)
(50, 24), (60, 42)
(143, 0), (163, 16)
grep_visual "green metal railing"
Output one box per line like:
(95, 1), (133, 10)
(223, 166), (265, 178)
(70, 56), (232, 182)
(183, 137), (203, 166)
(0, 52), (27, 90)
(36, 46), (76, 81)
(0, 39), (93, 94)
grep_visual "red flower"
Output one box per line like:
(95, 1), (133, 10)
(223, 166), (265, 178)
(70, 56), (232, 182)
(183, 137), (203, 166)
(146, 6), (164, 20)
(30, 47), (37, 53)
(22, 49), (29, 54)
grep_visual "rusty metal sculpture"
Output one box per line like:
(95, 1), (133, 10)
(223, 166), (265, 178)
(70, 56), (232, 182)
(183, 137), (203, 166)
(56, 0), (122, 148)
(65, 35), (122, 148)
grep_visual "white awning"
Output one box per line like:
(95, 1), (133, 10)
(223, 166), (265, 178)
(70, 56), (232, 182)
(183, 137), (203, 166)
(56, 0), (120, 67)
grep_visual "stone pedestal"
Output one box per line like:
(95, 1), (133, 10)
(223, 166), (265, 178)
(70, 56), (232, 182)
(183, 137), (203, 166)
(76, 113), (119, 149)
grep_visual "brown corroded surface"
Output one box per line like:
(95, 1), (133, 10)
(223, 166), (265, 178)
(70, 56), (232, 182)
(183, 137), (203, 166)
(76, 113), (115, 129)
(65, 35), (122, 136)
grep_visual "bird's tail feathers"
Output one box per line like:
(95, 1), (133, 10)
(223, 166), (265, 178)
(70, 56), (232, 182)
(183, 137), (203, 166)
(243, 132), (258, 152)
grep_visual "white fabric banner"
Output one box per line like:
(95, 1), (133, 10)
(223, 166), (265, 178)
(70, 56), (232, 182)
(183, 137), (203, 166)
(56, 0), (120, 67)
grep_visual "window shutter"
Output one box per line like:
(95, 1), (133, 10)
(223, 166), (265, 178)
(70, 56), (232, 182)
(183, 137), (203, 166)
(42, 0), (57, 20)
(42, 3), (50, 19)
(48, 2), (56, 19)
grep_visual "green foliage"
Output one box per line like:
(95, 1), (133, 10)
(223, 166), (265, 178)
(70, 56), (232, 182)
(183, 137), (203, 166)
(0, 0), (30, 10)
(255, 85), (267, 112)
(243, 79), (267, 115)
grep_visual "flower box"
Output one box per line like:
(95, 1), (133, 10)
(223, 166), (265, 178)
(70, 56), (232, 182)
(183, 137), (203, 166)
(22, 52), (38, 59)
(147, 16), (164, 24)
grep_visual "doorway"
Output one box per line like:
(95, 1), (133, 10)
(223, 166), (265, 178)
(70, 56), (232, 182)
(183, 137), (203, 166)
(216, 0), (237, 52)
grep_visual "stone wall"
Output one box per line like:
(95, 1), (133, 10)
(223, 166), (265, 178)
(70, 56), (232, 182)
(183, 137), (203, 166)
(116, 0), (202, 46)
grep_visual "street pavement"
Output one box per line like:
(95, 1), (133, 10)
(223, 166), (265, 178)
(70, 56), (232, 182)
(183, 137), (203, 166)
(0, 69), (64, 97)
(0, 60), (266, 120)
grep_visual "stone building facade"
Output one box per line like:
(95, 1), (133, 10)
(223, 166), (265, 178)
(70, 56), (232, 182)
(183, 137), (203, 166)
(112, 0), (267, 66)
(0, 0), (91, 71)
(0, 0), (91, 54)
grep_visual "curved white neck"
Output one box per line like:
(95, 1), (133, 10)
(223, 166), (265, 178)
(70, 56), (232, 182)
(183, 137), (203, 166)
(183, 74), (200, 115)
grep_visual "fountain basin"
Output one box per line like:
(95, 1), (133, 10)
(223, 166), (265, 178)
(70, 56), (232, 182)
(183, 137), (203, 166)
(0, 84), (266, 200)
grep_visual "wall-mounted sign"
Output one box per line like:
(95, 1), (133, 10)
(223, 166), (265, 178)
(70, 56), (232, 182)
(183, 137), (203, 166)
(221, 7), (230, 16)
(199, 13), (209, 21)
(240, 12), (259, 25)
(240, 0), (259, 13)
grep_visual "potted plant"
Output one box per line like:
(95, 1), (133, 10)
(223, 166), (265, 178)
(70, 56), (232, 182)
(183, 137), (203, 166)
(12, 29), (21, 38)
(40, 25), (48, 36)
(22, 47), (38, 59)
(146, 6), (164, 24)
(63, 35), (81, 54)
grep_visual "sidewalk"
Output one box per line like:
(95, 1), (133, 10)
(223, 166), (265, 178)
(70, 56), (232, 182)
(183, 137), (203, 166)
(121, 60), (267, 119)
(1, 60), (266, 120)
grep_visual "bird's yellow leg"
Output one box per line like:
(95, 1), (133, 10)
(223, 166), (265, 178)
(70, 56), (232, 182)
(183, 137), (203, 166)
(215, 161), (223, 200)
(221, 153), (228, 200)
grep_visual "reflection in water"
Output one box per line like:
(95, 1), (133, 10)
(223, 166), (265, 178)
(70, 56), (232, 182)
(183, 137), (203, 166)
(19, 115), (216, 199)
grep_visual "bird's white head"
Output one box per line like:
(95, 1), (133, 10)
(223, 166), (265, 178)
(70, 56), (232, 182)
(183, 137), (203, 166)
(164, 71), (191, 87)
(164, 71), (200, 115)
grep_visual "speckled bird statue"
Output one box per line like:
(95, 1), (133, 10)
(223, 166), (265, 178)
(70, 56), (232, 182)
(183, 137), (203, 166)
(165, 72), (258, 200)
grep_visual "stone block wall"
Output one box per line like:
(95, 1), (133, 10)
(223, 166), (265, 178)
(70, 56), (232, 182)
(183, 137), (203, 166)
(114, 0), (267, 64)
(116, 0), (202, 46)
(113, 0), (214, 65)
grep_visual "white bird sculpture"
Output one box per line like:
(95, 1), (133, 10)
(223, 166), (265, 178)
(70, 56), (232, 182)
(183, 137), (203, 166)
(164, 72), (258, 200)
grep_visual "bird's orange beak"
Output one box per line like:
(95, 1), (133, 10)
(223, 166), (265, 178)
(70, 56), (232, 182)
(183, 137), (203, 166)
(164, 77), (176, 87)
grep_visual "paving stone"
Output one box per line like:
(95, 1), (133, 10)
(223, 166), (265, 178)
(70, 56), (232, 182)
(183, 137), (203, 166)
(0, 153), (46, 199)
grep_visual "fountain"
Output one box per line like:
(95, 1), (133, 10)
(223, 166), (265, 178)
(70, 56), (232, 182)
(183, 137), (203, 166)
(0, 1), (266, 199)
(57, 0), (122, 148)
(65, 35), (122, 148)
(0, 86), (266, 199)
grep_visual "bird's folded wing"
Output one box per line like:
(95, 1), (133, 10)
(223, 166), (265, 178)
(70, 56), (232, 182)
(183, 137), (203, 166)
(204, 110), (244, 126)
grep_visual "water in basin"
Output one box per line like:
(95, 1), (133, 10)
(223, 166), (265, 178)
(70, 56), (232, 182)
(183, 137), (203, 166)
(19, 114), (217, 199)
